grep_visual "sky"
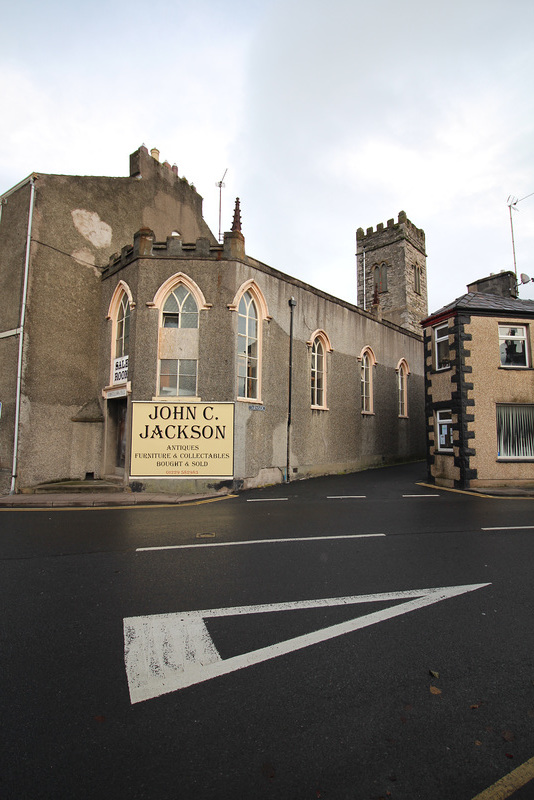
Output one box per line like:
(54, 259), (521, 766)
(2, 0), (534, 313)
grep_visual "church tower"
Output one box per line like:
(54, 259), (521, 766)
(356, 211), (427, 335)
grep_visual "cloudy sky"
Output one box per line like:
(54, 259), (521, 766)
(2, 0), (533, 313)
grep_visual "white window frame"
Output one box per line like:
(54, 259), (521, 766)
(496, 404), (534, 460)
(434, 322), (450, 371)
(237, 290), (259, 400)
(498, 324), (529, 368)
(396, 359), (409, 417)
(359, 346), (376, 414)
(158, 358), (198, 398)
(436, 409), (453, 452)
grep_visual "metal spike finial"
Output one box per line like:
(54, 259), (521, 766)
(232, 197), (242, 233)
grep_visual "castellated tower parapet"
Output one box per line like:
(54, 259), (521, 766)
(356, 211), (427, 336)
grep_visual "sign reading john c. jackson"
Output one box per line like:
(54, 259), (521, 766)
(130, 402), (234, 479)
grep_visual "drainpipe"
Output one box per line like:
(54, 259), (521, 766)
(10, 177), (36, 494)
(286, 297), (297, 482)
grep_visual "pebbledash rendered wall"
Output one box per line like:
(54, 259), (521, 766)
(100, 231), (425, 494)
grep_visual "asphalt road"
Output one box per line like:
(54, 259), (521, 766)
(2, 462), (534, 799)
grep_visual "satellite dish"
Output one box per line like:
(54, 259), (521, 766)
(520, 273), (531, 284)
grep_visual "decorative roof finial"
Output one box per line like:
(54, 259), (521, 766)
(232, 197), (242, 233)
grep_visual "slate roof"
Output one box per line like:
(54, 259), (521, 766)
(423, 292), (534, 326)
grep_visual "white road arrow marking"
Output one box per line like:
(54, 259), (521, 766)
(123, 583), (490, 704)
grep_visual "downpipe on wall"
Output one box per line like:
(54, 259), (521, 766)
(286, 297), (296, 482)
(10, 177), (36, 494)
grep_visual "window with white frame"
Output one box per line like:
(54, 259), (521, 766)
(497, 404), (534, 459)
(361, 350), (374, 413)
(156, 280), (200, 398)
(436, 409), (453, 452)
(159, 358), (197, 397)
(162, 284), (199, 329)
(397, 361), (408, 417)
(237, 290), (259, 399)
(498, 324), (529, 367)
(434, 322), (450, 370)
(311, 337), (325, 407)
(115, 293), (130, 359)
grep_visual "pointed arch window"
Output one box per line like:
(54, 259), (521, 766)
(396, 359), (409, 417)
(373, 263), (388, 293)
(359, 346), (376, 414)
(237, 291), (259, 399)
(150, 274), (209, 399)
(115, 294), (130, 359)
(162, 284), (198, 329)
(308, 331), (332, 409)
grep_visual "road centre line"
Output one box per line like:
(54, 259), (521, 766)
(482, 525), (534, 531)
(327, 495), (366, 499)
(246, 497), (288, 502)
(137, 533), (386, 552)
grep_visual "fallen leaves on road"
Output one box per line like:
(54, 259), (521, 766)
(501, 730), (515, 742)
(429, 670), (440, 679)
(430, 686), (442, 695)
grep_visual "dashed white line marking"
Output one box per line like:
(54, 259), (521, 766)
(246, 498), (288, 502)
(327, 495), (366, 499)
(137, 533), (385, 552)
(482, 525), (534, 531)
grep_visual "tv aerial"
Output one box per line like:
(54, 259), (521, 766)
(507, 191), (534, 276)
(216, 169), (228, 242)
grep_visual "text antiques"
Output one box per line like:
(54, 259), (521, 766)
(130, 402), (234, 478)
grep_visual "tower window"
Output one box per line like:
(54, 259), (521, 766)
(373, 263), (388, 293)
(414, 264), (422, 295)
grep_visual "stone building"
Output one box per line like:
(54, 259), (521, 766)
(357, 212), (428, 335)
(0, 146), (427, 496)
(422, 271), (534, 489)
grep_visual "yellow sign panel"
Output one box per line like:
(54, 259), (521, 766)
(130, 402), (234, 479)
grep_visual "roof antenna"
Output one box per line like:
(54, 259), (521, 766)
(507, 191), (534, 277)
(216, 169), (228, 243)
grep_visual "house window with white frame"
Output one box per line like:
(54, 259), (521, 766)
(434, 322), (450, 370)
(311, 337), (325, 407)
(498, 324), (529, 367)
(237, 290), (259, 399)
(436, 409), (453, 452)
(497, 404), (534, 459)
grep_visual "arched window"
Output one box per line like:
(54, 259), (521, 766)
(162, 284), (198, 329)
(308, 330), (332, 409)
(237, 291), (259, 399)
(311, 338), (325, 407)
(397, 359), (409, 417)
(151, 275), (209, 399)
(115, 293), (130, 359)
(230, 280), (270, 402)
(107, 281), (134, 386)
(373, 262), (388, 293)
(359, 347), (376, 414)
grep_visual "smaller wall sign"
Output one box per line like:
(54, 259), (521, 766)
(113, 356), (128, 384)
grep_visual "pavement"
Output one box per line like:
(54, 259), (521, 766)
(0, 488), (230, 508)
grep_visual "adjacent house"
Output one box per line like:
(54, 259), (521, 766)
(422, 271), (534, 489)
(0, 146), (427, 496)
